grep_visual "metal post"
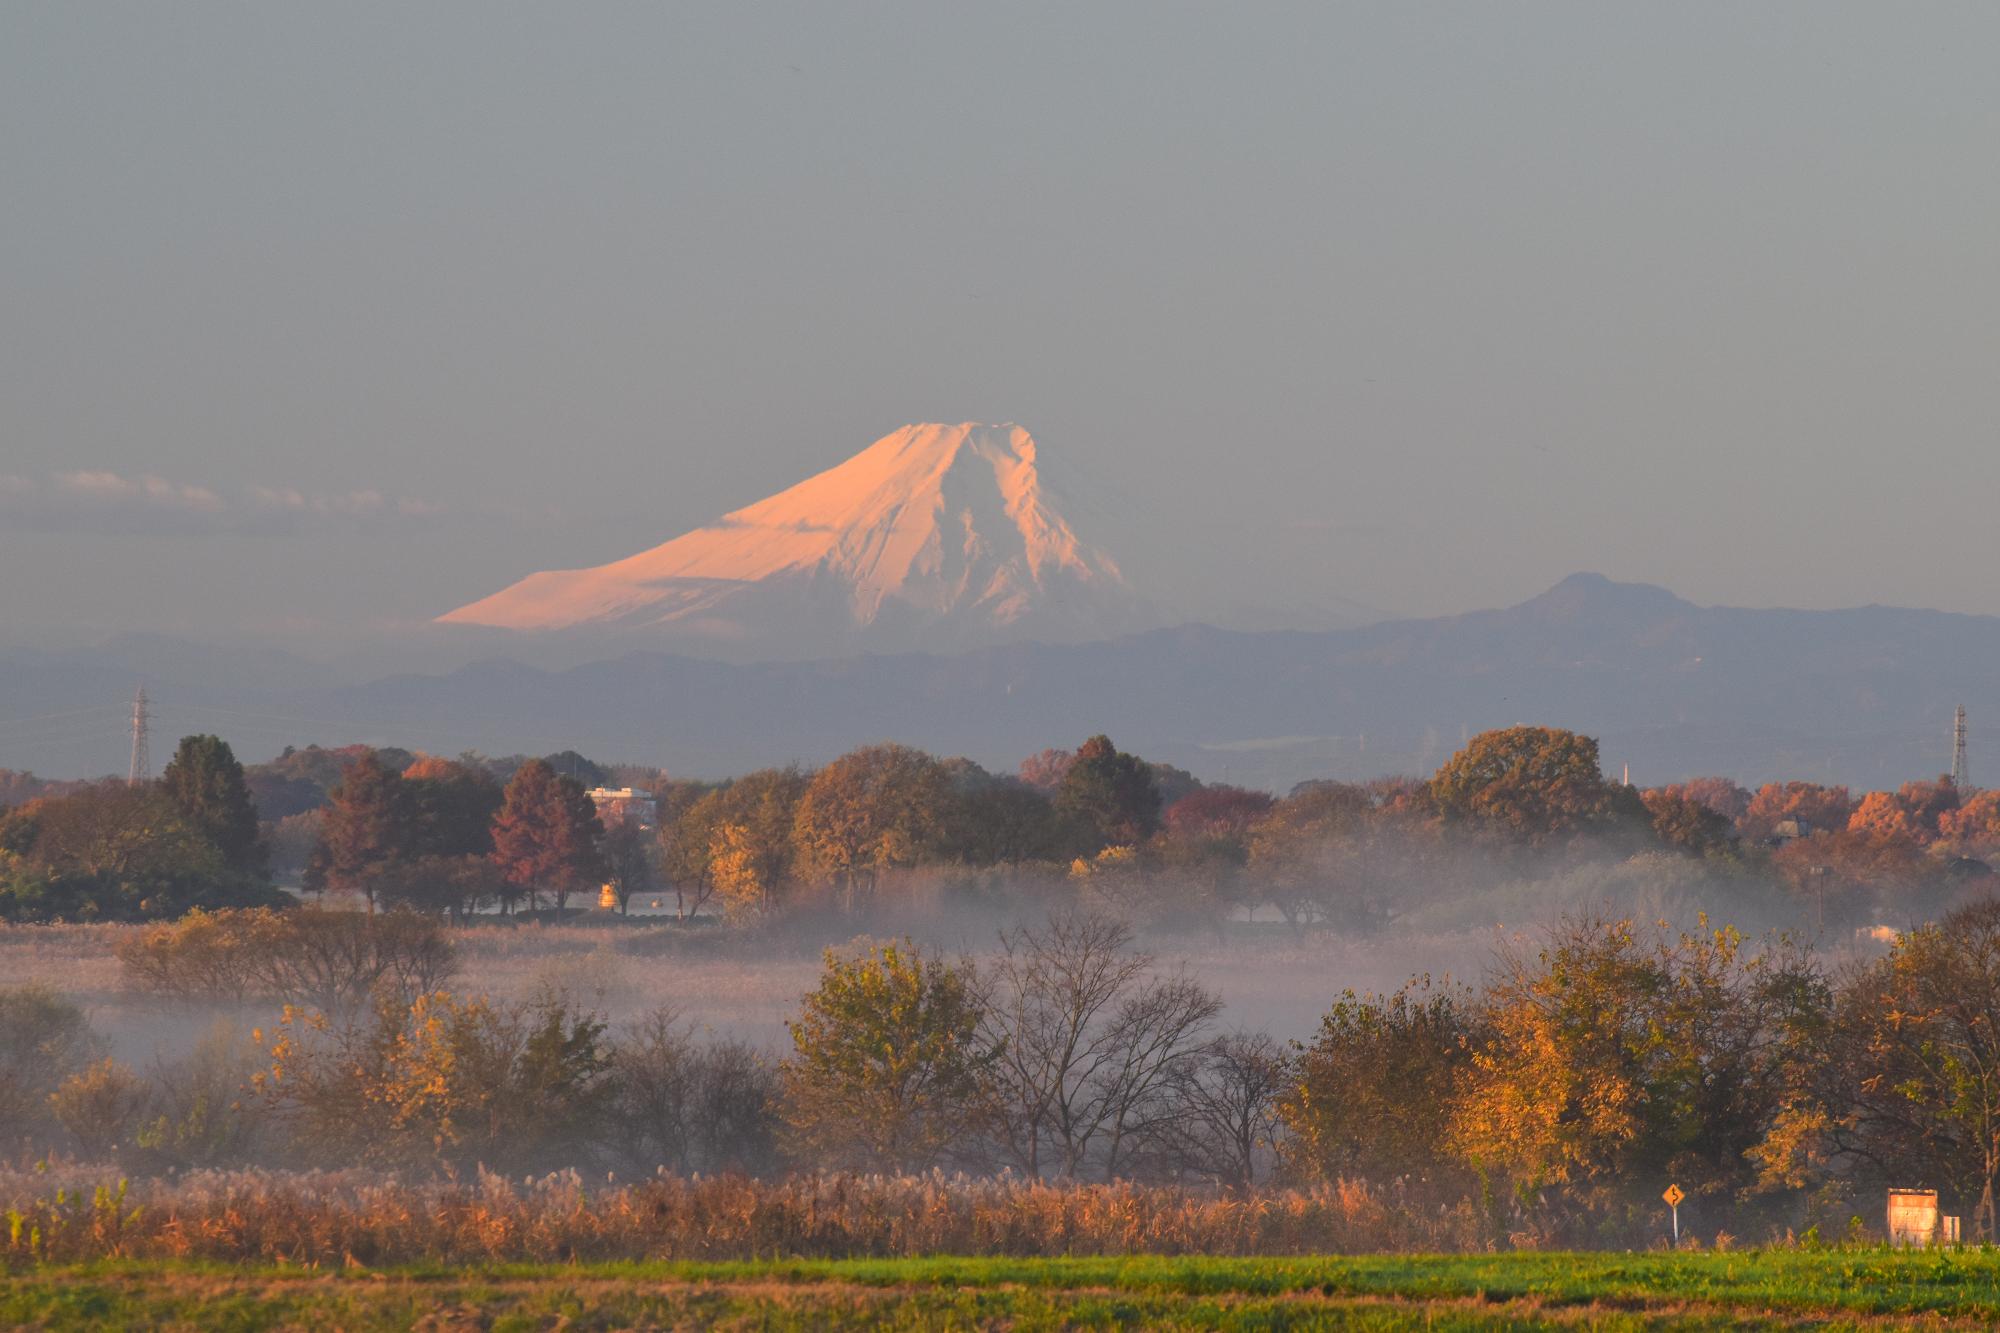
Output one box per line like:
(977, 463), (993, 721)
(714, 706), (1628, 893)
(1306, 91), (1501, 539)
(1953, 705), (1970, 791)
(127, 686), (150, 786)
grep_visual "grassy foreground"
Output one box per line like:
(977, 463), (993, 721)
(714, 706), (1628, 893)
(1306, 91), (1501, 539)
(7, 1250), (2000, 1330)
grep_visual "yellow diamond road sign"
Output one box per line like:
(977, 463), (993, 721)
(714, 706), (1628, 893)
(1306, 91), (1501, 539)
(1663, 1184), (1685, 1208)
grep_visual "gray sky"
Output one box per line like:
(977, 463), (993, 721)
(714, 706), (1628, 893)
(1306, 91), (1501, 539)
(5, 3), (2000, 653)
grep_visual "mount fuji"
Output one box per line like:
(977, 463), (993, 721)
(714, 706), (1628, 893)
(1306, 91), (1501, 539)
(439, 423), (1158, 657)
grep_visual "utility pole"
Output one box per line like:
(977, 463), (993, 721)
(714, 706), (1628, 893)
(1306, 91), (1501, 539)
(127, 686), (150, 786)
(1953, 704), (1970, 791)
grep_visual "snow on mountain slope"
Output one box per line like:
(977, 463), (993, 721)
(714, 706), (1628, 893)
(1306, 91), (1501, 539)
(439, 423), (1153, 654)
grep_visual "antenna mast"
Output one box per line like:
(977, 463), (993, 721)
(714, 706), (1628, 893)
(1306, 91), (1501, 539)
(1952, 703), (1970, 791)
(127, 686), (151, 785)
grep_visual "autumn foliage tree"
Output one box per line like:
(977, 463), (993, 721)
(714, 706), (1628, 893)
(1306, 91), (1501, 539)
(1847, 790), (1926, 844)
(259, 990), (612, 1174)
(1656, 777), (1753, 823)
(305, 753), (410, 912)
(334, 756), (509, 917)
(398, 757), (503, 859)
(1426, 727), (1642, 848)
(489, 758), (606, 917)
(1246, 782), (1378, 931)
(1834, 899), (2000, 1238)
(1848, 776), (1960, 846)
(1163, 786), (1275, 841)
(778, 939), (992, 1172)
(672, 768), (805, 922)
(1770, 828), (1926, 924)
(1940, 789), (2000, 856)
(1280, 979), (1481, 1190)
(1899, 775), (1963, 837)
(1641, 788), (1738, 858)
(1738, 782), (1853, 842)
(1017, 748), (1075, 792)
(1055, 735), (1161, 851)
(1, 783), (241, 920)
(791, 744), (961, 909)
(1449, 917), (1823, 1240)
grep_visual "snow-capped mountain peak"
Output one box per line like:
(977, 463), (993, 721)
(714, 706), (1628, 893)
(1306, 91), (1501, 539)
(439, 423), (1150, 655)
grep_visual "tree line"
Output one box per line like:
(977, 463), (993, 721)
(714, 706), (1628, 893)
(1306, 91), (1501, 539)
(15, 896), (2000, 1246)
(5, 723), (1999, 925)
(782, 901), (2000, 1245)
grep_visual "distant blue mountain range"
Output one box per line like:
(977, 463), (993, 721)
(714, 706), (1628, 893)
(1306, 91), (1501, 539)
(4, 574), (1991, 792)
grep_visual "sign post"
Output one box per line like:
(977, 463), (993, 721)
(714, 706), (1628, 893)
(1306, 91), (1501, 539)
(1662, 1183), (1684, 1245)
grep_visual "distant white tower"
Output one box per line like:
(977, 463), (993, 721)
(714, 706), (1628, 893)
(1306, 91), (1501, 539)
(1952, 704), (1970, 791)
(127, 687), (150, 785)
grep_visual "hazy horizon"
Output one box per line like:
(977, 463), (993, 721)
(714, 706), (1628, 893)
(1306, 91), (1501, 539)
(7, 3), (2000, 655)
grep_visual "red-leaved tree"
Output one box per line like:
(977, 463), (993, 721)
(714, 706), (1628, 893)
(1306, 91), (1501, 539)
(490, 759), (606, 918)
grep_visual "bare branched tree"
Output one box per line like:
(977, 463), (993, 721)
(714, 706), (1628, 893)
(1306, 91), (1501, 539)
(1093, 974), (1227, 1179)
(120, 906), (457, 1018)
(608, 1008), (783, 1176)
(979, 910), (1220, 1180)
(1142, 1032), (1288, 1188)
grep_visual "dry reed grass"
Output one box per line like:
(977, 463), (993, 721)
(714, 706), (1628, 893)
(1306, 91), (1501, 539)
(0, 1166), (1486, 1266)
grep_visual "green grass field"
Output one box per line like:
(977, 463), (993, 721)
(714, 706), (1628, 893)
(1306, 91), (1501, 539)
(7, 1250), (2000, 1330)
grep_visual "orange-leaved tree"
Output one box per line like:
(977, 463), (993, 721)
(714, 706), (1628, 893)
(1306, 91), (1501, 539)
(304, 752), (410, 913)
(489, 758), (605, 917)
(1738, 782), (1852, 842)
(1426, 727), (1642, 848)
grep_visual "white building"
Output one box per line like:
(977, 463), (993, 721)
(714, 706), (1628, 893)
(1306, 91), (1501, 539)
(587, 786), (658, 829)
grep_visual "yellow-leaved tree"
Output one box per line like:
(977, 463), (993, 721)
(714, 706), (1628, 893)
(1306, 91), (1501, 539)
(790, 745), (961, 912)
(778, 938), (992, 1172)
(257, 990), (611, 1173)
(1448, 916), (1823, 1244)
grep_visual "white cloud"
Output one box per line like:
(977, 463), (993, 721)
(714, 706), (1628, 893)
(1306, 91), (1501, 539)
(52, 470), (226, 512)
(0, 468), (448, 537)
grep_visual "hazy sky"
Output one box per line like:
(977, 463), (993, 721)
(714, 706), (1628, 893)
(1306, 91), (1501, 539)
(5, 3), (2000, 652)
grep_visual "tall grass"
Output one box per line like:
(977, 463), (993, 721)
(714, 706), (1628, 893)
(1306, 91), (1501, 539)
(0, 1166), (1486, 1266)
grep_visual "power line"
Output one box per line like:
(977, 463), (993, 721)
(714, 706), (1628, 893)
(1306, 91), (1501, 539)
(0, 703), (129, 732)
(147, 702), (595, 752)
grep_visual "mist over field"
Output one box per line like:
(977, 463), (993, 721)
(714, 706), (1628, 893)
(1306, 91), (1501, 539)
(0, 889), (1733, 1069)
(14, 7), (2000, 1321)
(7, 637), (1996, 1275)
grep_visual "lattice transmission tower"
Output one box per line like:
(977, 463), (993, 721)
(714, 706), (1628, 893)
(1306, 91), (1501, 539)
(127, 686), (150, 785)
(1952, 703), (1970, 792)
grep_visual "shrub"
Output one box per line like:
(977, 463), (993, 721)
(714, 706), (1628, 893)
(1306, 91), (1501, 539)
(130, 1022), (274, 1173)
(260, 991), (613, 1174)
(48, 1059), (149, 1158)
(118, 906), (457, 1014)
(0, 983), (98, 1138)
